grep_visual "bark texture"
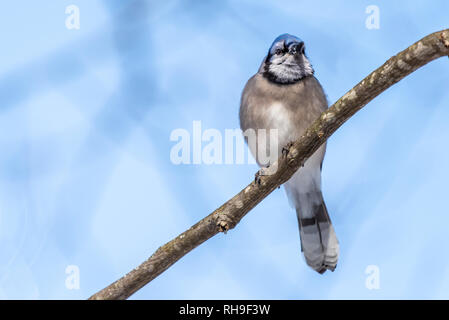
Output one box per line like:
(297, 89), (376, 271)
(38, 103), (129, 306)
(89, 29), (449, 300)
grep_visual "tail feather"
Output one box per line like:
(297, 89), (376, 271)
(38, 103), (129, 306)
(297, 193), (339, 273)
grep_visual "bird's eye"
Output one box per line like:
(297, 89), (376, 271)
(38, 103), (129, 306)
(275, 48), (283, 55)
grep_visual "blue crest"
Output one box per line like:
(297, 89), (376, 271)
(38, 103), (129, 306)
(268, 34), (303, 55)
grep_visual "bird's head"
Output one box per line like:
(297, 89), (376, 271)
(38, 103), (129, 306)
(261, 34), (314, 84)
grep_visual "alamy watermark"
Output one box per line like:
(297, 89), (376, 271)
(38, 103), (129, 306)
(65, 265), (80, 290)
(365, 264), (380, 290)
(365, 5), (380, 30)
(65, 5), (80, 30)
(170, 120), (279, 170)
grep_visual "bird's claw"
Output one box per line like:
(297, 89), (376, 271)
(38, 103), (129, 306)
(282, 142), (294, 158)
(254, 172), (261, 185)
(254, 166), (270, 185)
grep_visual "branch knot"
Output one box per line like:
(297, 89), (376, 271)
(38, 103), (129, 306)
(216, 211), (237, 233)
(440, 31), (449, 48)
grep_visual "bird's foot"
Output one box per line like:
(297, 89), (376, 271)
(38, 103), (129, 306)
(282, 141), (295, 158)
(254, 166), (270, 185)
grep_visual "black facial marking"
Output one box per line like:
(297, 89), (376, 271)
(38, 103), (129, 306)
(262, 35), (314, 84)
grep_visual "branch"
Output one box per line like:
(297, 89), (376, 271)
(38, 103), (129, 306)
(89, 29), (449, 300)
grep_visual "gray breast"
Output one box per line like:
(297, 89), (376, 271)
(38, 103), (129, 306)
(239, 73), (328, 165)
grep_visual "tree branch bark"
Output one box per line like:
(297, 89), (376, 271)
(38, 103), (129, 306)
(89, 29), (449, 300)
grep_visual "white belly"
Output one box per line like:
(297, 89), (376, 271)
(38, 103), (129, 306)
(263, 102), (296, 148)
(246, 102), (297, 166)
(246, 101), (325, 210)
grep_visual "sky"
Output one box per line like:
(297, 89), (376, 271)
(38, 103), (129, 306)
(0, 0), (448, 299)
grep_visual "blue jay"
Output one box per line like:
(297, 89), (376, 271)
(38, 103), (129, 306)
(239, 34), (339, 273)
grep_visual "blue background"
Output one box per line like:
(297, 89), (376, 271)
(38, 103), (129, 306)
(0, 0), (448, 299)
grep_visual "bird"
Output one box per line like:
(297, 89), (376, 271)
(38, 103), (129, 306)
(239, 34), (339, 273)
